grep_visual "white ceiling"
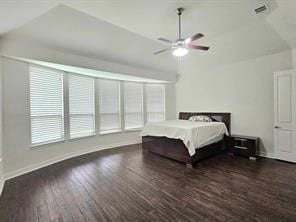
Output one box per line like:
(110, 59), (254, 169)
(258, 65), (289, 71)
(266, 0), (296, 48)
(0, 0), (276, 39)
(0, 3), (178, 74)
(1, 0), (296, 71)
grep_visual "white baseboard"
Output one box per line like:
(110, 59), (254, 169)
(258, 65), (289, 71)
(0, 175), (4, 197)
(0, 158), (4, 197)
(258, 151), (276, 159)
(4, 140), (141, 181)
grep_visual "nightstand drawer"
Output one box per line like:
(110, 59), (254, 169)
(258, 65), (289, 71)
(228, 135), (259, 158)
(233, 138), (251, 148)
(233, 145), (250, 156)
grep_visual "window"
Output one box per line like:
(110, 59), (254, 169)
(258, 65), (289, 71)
(146, 84), (166, 123)
(69, 74), (95, 138)
(30, 66), (64, 144)
(30, 63), (167, 146)
(98, 79), (121, 134)
(123, 82), (144, 129)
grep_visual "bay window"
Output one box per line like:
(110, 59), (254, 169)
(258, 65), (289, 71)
(29, 64), (167, 146)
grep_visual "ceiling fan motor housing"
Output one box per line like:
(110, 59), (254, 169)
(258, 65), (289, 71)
(176, 8), (184, 15)
(173, 39), (187, 49)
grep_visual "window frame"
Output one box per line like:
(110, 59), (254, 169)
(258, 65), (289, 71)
(122, 81), (145, 131)
(97, 78), (122, 135)
(29, 64), (167, 147)
(68, 73), (96, 139)
(29, 65), (65, 146)
(144, 83), (166, 123)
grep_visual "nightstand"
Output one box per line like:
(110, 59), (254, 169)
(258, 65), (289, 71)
(227, 135), (259, 160)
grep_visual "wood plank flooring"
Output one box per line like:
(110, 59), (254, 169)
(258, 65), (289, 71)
(0, 144), (296, 222)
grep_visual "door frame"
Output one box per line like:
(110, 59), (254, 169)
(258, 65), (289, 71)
(274, 69), (296, 163)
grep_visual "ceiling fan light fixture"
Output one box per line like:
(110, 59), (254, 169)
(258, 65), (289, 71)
(172, 47), (188, 57)
(154, 8), (209, 56)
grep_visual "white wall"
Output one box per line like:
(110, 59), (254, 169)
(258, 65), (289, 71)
(176, 50), (293, 156)
(0, 56), (4, 193)
(1, 57), (176, 177)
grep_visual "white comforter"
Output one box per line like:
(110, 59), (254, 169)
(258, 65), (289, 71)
(140, 120), (229, 156)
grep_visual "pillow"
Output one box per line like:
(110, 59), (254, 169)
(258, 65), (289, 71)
(188, 115), (212, 122)
(211, 115), (222, 122)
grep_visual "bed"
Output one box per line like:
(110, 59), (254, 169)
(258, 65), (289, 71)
(140, 112), (231, 168)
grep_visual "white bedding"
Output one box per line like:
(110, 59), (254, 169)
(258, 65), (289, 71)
(139, 120), (229, 156)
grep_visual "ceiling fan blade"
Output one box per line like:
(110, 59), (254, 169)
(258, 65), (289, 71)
(154, 48), (171, 55)
(157, 37), (173, 44)
(188, 44), (209, 51)
(185, 33), (204, 43)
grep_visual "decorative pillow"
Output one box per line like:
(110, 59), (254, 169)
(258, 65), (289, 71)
(188, 115), (212, 122)
(211, 115), (222, 122)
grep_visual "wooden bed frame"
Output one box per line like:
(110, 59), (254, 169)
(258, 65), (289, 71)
(142, 112), (231, 168)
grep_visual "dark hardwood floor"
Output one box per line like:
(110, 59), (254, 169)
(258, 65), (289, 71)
(0, 144), (296, 222)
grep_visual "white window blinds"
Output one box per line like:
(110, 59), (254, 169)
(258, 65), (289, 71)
(98, 79), (121, 134)
(30, 66), (64, 144)
(146, 84), (166, 123)
(124, 82), (144, 129)
(69, 74), (95, 138)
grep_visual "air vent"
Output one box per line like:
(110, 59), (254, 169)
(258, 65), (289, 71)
(254, 4), (269, 14)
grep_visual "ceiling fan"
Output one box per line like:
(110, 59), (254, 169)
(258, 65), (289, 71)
(154, 7), (209, 57)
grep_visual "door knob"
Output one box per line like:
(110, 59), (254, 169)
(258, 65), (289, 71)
(274, 126), (281, 129)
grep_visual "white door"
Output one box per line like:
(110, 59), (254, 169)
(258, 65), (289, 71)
(274, 70), (296, 163)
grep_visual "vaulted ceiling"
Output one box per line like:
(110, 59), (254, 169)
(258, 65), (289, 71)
(0, 0), (295, 73)
(0, 4), (178, 75)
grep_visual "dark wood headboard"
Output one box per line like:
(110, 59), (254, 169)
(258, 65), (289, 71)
(179, 112), (231, 133)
